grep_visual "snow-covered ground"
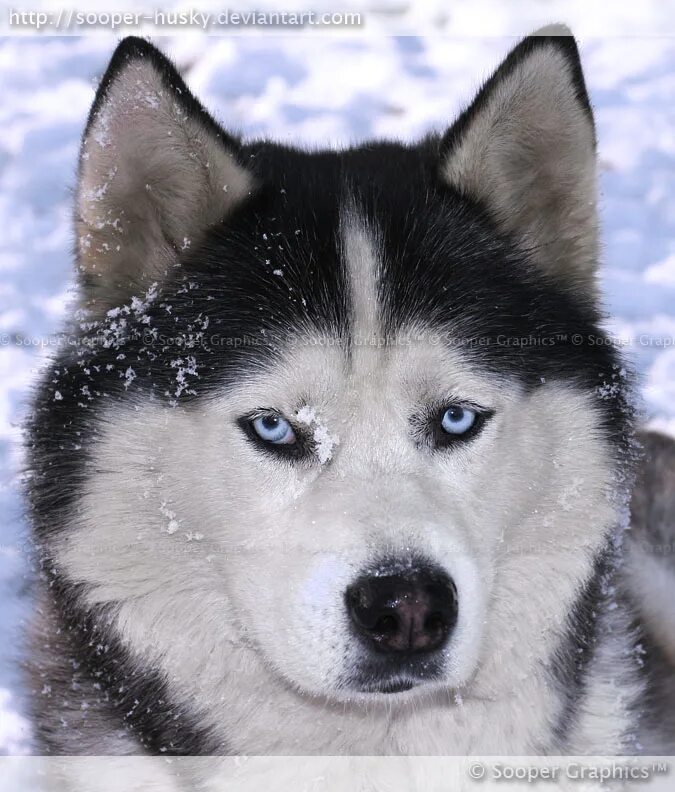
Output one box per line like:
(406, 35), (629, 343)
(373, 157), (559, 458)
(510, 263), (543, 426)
(1, 20), (674, 755)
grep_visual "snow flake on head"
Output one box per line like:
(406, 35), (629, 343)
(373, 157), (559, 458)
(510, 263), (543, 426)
(122, 367), (136, 389)
(296, 406), (340, 464)
(93, 281), (160, 350)
(72, 279), (213, 407)
(159, 501), (180, 535)
(596, 364), (630, 403)
(597, 381), (622, 401)
(169, 355), (198, 400)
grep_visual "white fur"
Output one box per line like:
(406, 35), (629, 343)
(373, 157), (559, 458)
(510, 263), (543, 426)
(54, 208), (623, 751)
(341, 207), (380, 347)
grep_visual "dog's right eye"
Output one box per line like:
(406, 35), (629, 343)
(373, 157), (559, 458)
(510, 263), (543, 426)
(441, 405), (478, 436)
(250, 413), (296, 445)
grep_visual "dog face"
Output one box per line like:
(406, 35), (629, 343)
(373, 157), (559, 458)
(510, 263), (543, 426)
(32, 31), (630, 726)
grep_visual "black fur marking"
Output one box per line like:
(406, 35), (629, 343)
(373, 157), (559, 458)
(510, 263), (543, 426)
(549, 548), (616, 749)
(330, 141), (631, 454)
(36, 571), (223, 755)
(28, 134), (631, 532)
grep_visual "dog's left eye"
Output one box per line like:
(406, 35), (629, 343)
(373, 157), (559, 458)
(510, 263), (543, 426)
(440, 405), (477, 436)
(251, 413), (296, 445)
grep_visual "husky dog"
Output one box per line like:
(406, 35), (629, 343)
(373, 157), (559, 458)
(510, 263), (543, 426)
(26, 28), (675, 758)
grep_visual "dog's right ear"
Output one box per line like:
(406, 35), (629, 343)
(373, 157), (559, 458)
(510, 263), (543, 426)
(76, 37), (253, 314)
(439, 27), (597, 294)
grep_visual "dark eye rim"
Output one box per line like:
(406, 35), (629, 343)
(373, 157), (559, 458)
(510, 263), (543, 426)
(240, 402), (493, 460)
(435, 404), (493, 447)
(237, 411), (309, 460)
(411, 402), (494, 450)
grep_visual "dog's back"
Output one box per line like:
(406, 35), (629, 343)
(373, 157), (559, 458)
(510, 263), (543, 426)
(626, 431), (675, 752)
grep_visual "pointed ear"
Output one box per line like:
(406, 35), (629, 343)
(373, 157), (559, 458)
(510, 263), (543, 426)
(76, 37), (254, 313)
(440, 26), (597, 293)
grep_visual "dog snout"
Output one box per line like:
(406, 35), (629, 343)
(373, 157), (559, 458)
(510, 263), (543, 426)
(345, 565), (458, 654)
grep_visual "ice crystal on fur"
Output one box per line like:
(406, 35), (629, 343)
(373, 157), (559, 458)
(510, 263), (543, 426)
(159, 501), (179, 535)
(169, 356), (198, 399)
(296, 406), (340, 464)
(122, 367), (136, 389)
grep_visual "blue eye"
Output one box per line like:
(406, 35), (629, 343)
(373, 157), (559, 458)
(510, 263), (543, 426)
(441, 405), (477, 436)
(251, 413), (296, 445)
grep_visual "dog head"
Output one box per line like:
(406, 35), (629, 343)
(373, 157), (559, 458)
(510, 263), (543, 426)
(32, 30), (631, 732)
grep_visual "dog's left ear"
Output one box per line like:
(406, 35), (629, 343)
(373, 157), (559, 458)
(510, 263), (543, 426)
(440, 26), (597, 292)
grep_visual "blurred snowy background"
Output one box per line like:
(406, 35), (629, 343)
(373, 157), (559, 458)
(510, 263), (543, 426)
(1, 9), (675, 754)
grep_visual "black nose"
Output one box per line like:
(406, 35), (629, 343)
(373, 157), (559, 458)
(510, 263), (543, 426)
(345, 566), (457, 655)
